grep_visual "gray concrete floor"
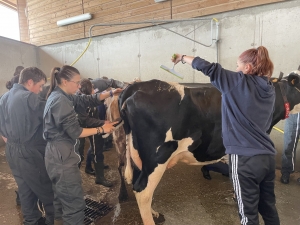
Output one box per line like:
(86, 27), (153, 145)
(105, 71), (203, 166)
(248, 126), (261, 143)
(1, 144), (300, 225)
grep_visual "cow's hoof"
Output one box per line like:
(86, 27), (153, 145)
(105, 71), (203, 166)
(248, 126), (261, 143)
(153, 213), (165, 224)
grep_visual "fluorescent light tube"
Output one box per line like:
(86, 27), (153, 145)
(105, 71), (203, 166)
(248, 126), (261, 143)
(57, 13), (92, 26)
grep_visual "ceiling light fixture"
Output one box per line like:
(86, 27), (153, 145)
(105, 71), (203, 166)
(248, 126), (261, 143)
(57, 13), (92, 26)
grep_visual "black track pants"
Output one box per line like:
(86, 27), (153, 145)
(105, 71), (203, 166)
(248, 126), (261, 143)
(229, 154), (280, 225)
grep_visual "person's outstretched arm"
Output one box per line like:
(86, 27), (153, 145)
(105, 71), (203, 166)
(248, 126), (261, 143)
(172, 54), (242, 93)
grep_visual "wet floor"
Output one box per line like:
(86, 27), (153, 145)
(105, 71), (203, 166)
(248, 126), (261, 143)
(1, 144), (300, 225)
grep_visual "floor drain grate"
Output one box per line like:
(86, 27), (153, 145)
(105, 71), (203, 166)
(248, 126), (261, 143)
(84, 197), (113, 225)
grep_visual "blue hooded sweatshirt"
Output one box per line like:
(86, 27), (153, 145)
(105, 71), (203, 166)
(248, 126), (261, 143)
(192, 57), (276, 156)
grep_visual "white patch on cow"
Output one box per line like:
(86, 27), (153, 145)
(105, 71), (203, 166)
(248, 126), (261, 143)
(125, 133), (133, 184)
(125, 132), (143, 184)
(293, 70), (300, 75)
(134, 163), (168, 225)
(157, 128), (174, 153)
(128, 132), (142, 170)
(165, 137), (193, 168)
(161, 136), (224, 169)
(222, 154), (229, 164)
(167, 82), (185, 101)
(164, 128), (173, 142)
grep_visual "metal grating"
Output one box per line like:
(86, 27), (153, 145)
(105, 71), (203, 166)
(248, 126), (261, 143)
(84, 197), (113, 225)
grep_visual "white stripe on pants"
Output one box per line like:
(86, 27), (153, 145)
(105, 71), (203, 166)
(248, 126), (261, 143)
(231, 154), (248, 225)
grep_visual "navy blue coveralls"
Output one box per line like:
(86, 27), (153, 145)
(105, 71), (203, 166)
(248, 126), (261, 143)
(0, 84), (54, 225)
(43, 86), (102, 225)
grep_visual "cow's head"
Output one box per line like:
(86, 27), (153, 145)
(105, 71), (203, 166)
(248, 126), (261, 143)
(285, 70), (300, 110)
(269, 69), (300, 132)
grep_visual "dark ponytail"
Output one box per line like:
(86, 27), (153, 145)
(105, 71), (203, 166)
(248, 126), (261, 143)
(6, 74), (20, 90)
(6, 81), (13, 90)
(14, 66), (24, 76)
(46, 65), (80, 99)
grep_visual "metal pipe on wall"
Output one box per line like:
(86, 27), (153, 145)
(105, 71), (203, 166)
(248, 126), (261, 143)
(88, 18), (220, 62)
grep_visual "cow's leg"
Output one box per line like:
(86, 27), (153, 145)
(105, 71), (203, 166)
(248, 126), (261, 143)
(134, 164), (166, 225)
(118, 157), (128, 201)
(124, 142), (133, 184)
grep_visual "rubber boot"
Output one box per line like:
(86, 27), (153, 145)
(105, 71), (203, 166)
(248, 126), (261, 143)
(85, 147), (95, 175)
(94, 161), (113, 187)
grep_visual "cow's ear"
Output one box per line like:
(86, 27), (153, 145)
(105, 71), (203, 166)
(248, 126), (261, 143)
(287, 73), (300, 87)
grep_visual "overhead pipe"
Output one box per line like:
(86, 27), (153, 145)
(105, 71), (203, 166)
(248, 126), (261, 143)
(88, 18), (219, 48)
(71, 18), (220, 66)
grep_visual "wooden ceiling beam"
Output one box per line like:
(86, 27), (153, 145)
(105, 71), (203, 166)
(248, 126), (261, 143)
(0, 0), (17, 10)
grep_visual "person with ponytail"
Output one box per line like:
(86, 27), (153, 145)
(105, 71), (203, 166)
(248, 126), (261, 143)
(14, 65), (24, 76)
(43, 65), (122, 225)
(172, 46), (280, 225)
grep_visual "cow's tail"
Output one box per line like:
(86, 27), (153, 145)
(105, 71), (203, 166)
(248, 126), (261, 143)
(118, 90), (134, 184)
(118, 85), (132, 134)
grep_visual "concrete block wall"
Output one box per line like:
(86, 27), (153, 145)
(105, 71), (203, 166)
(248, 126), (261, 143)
(0, 37), (38, 147)
(0, 37), (38, 96)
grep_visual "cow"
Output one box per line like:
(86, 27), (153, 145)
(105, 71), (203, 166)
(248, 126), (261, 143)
(104, 78), (141, 201)
(115, 70), (300, 225)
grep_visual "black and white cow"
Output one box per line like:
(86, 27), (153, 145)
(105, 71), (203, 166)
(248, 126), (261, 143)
(117, 70), (300, 225)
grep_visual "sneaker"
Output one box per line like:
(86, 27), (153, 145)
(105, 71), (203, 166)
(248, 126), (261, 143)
(201, 166), (212, 180)
(280, 173), (290, 184)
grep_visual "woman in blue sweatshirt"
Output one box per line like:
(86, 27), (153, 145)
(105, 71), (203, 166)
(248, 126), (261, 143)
(172, 46), (280, 225)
